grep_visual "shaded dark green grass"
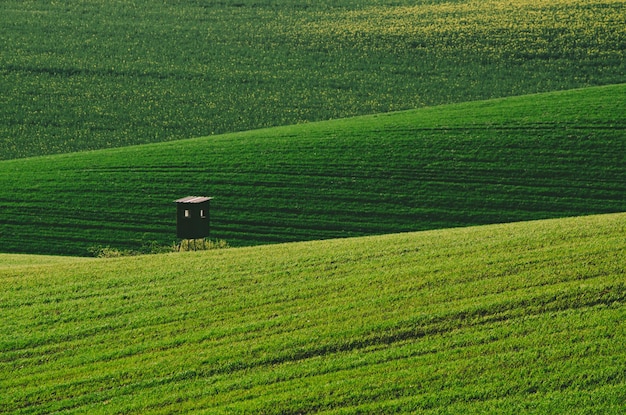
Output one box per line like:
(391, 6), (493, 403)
(0, 85), (625, 256)
(1, 0), (625, 159)
(1, 213), (625, 413)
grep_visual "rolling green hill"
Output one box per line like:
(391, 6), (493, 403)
(1, 84), (625, 256)
(1, 213), (625, 413)
(2, 0), (625, 159)
(0, 254), (90, 269)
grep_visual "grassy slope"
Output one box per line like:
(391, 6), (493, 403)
(1, 84), (625, 256)
(1, 213), (625, 414)
(0, 254), (90, 269)
(1, 0), (625, 159)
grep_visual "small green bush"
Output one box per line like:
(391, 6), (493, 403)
(88, 239), (229, 257)
(176, 239), (230, 252)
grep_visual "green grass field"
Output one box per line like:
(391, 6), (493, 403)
(1, 0), (625, 159)
(0, 254), (90, 269)
(2, 0), (625, 412)
(1, 84), (625, 256)
(1, 213), (624, 413)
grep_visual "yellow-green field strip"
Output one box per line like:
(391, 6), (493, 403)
(1, 213), (624, 413)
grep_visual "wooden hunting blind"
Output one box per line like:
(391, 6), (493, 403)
(175, 196), (213, 239)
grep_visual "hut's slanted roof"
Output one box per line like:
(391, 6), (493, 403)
(174, 196), (213, 204)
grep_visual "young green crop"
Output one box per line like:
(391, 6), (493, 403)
(1, 213), (624, 413)
(1, 0), (625, 159)
(0, 85), (624, 256)
(0, 254), (90, 269)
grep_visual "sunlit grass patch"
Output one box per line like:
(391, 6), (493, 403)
(1, 213), (624, 413)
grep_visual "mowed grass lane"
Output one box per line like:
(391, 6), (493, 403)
(1, 213), (625, 413)
(1, 0), (625, 159)
(0, 85), (625, 256)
